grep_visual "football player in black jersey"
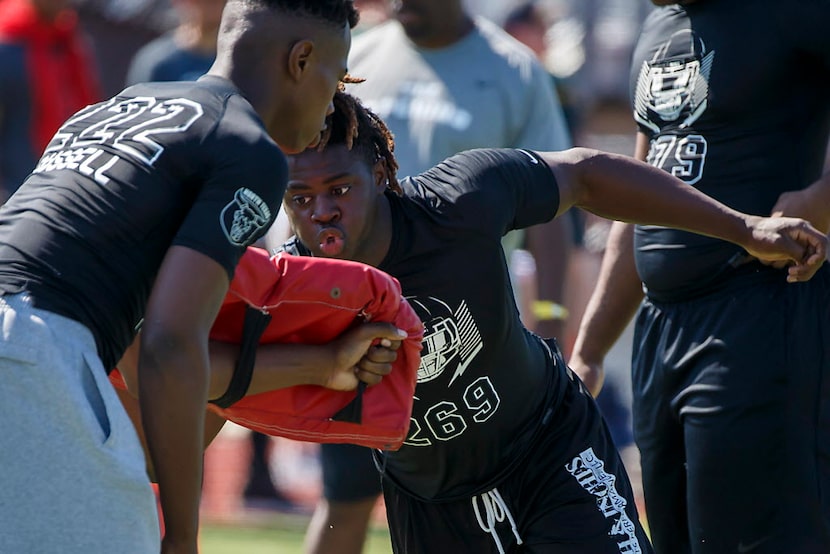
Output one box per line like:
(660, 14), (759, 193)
(570, 1), (830, 552)
(0, 2), (360, 553)
(242, 91), (823, 553)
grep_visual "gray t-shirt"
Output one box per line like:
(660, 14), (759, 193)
(347, 17), (571, 255)
(347, 17), (571, 177)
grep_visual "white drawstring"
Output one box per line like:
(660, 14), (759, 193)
(472, 487), (522, 554)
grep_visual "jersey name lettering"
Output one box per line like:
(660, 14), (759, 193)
(34, 96), (205, 184)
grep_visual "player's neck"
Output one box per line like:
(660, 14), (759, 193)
(354, 196), (394, 268)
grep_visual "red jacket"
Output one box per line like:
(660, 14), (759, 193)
(0, 0), (100, 153)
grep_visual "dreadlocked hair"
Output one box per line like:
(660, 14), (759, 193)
(318, 90), (402, 195)
(250, 0), (359, 29)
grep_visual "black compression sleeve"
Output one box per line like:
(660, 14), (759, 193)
(209, 306), (272, 409)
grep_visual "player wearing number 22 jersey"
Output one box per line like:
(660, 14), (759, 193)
(0, 75), (283, 552)
(0, 76), (282, 369)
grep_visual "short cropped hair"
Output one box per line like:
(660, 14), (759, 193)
(251, 0), (360, 28)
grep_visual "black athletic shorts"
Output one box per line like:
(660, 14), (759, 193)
(320, 442), (382, 502)
(633, 265), (830, 554)
(381, 369), (652, 554)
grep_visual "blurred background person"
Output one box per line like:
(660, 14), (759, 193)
(125, 0), (225, 85)
(73, 0), (173, 96)
(0, 0), (101, 201)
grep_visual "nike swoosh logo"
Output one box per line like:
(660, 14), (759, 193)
(737, 536), (771, 553)
(517, 149), (539, 164)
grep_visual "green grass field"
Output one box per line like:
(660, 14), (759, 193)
(199, 516), (393, 554)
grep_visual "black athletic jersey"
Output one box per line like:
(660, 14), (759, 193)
(283, 148), (568, 501)
(630, 0), (830, 300)
(0, 75), (284, 369)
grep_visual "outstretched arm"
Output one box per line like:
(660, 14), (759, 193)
(205, 322), (407, 397)
(542, 147), (827, 283)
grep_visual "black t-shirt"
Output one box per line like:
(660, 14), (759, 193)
(630, 0), (830, 300)
(284, 148), (565, 500)
(0, 75), (285, 369)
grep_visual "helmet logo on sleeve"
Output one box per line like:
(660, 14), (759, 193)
(221, 187), (272, 246)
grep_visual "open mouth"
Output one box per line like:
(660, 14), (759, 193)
(316, 227), (345, 257)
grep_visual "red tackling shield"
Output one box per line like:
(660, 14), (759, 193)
(112, 247), (423, 451)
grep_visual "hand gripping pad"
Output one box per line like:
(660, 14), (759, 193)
(113, 247), (423, 450)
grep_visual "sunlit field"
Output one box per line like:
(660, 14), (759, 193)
(200, 516), (392, 554)
(196, 430), (392, 553)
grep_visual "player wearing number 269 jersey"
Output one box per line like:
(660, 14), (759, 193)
(282, 89), (826, 553)
(282, 145), (653, 553)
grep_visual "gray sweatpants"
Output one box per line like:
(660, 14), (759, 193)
(0, 293), (160, 553)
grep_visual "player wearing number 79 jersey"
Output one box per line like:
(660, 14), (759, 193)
(4, 76), (285, 371)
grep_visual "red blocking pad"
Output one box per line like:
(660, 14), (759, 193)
(112, 247), (423, 451)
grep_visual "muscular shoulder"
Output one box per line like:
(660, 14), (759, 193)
(410, 148), (550, 202)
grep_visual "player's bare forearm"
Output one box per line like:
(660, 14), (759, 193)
(139, 331), (207, 548)
(207, 340), (332, 398)
(570, 222), (643, 396)
(525, 217), (572, 340)
(233, 322), (406, 394)
(118, 336), (338, 399)
(548, 148), (749, 239)
(138, 247), (229, 549)
(121, 324), (404, 403)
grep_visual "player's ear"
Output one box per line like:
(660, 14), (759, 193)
(287, 39), (315, 81)
(372, 160), (388, 191)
